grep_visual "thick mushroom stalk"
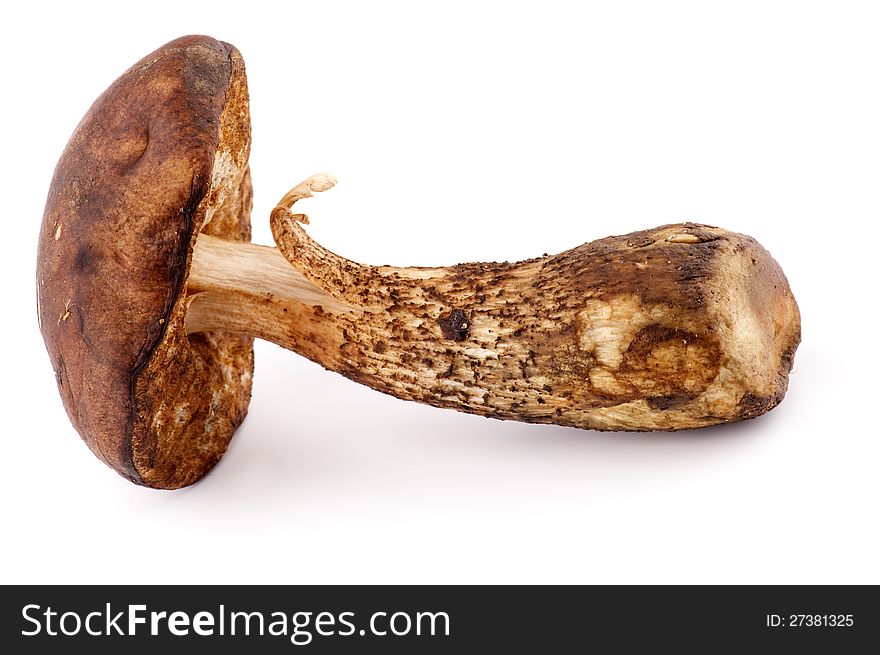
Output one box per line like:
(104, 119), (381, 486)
(187, 174), (800, 431)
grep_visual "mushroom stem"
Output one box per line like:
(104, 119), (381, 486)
(186, 235), (362, 368)
(187, 175), (800, 431)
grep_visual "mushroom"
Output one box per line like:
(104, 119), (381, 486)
(38, 36), (801, 489)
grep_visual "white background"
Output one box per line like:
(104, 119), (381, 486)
(2, 1), (878, 584)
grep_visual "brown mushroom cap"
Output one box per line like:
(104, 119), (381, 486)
(37, 36), (254, 489)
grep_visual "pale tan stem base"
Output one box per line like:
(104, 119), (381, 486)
(187, 235), (361, 369)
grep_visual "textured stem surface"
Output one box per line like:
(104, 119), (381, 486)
(188, 201), (800, 431)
